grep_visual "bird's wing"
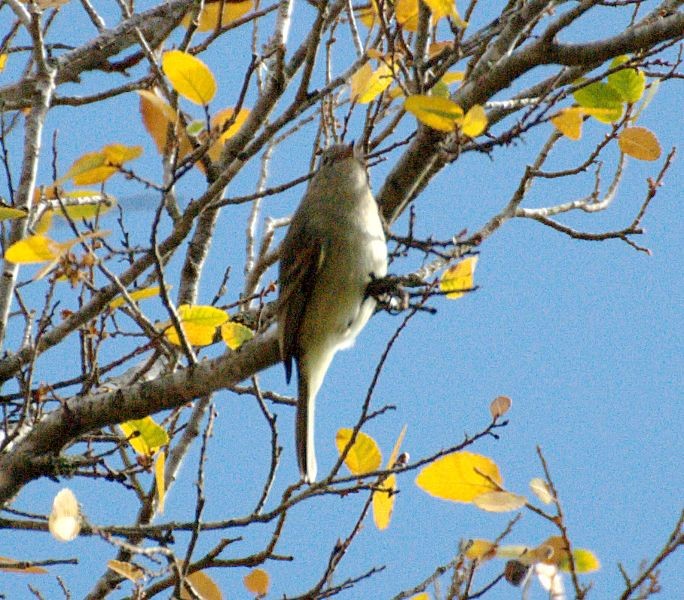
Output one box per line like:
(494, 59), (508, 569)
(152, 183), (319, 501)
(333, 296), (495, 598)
(278, 234), (326, 383)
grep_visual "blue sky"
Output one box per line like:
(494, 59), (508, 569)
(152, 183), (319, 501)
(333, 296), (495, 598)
(1, 1), (682, 598)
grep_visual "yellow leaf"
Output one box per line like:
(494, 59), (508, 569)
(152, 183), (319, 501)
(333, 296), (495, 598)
(409, 594), (429, 600)
(424, 0), (453, 20)
(0, 557), (48, 574)
(208, 107), (251, 161)
(529, 477), (554, 504)
(441, 71), (465, 85)
(489, 395), (512, 419)
(120, 416), (169, 456)
(618, 126), (661, 161)
(389, 86), (405, 100)
(59, 144), (142, 185)
(372, 473), (397, 530)
(423, 0), (467, 27)
(138, 90), (193, 158)
(182, 0), (254, 32)
(164, 304), (228, 347)
(107, 560), (145, 582)
(350, 62), (395, 104)
(566, 548), (601, 573)
(220, 321), (254, 349)
(0, 54), (7, 72)
(473, 490), (527, 512)
(372, 426), (406, 530)
(243, 568), (270, 596)
(180, 571), (223, 600)
(34, 211), (53, 234)
(551, 107), (583, 140)
(165, 322), (215, 346)
(155, 450), (166, 515)
(103, 143), (142, 165)
(404, 94), (464, 132)
(462, 104), (487, 137)
(415, 451), (501, 502)
(48, 488), (80, 542)
(581, 105), (624, 123)
(387, 425), (407, 469)
(4, 234), (60, 264)
(59, 151), (110, 185)
(162, 50), (217, 106)
(440, 255), (478, 299)
(358, 1), (380, 28)
(335, 428), (382, 475)
(6, 229), (107, 267)
(465, 539), (497, 561)
(109, 285), (164, 309)
(0, 206), (28, 221)
(395, 0), (419, 31)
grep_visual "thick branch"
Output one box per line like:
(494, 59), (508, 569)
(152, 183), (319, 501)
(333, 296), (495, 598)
(0, 0), (193, 110)
(377, 7), (684, 223)
(0, 331), (280, 506)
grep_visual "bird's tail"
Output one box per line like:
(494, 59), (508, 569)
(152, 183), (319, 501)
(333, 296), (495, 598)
(296, 364), (317, 483)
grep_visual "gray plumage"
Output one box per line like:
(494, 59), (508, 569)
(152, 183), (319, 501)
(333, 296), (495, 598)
(277, 144), (387, 483)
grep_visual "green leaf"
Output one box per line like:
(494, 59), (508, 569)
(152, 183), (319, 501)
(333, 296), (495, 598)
(120, 417), (169, 456)
(573, 81), (623, 123)
(608, 56), (646, 103)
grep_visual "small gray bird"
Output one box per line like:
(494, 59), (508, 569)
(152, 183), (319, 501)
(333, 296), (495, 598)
(277, 144), (388, 483)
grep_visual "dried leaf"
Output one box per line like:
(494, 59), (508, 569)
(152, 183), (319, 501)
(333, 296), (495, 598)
(207, 107), (251, 161)
(48, 488), (80, 542)
(618, 126), (661, 161)
(107, 560), (145, 582)
(473, 490), (526, 512)
(489, 395), (512, 419)
(0, 557), (48, 574)
(529, 477), (554, 504)
(243, 567), (270, 596)
(180, 571), (223, 600)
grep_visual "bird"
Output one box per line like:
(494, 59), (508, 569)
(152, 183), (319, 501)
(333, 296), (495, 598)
(277, 143), (388, 483)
